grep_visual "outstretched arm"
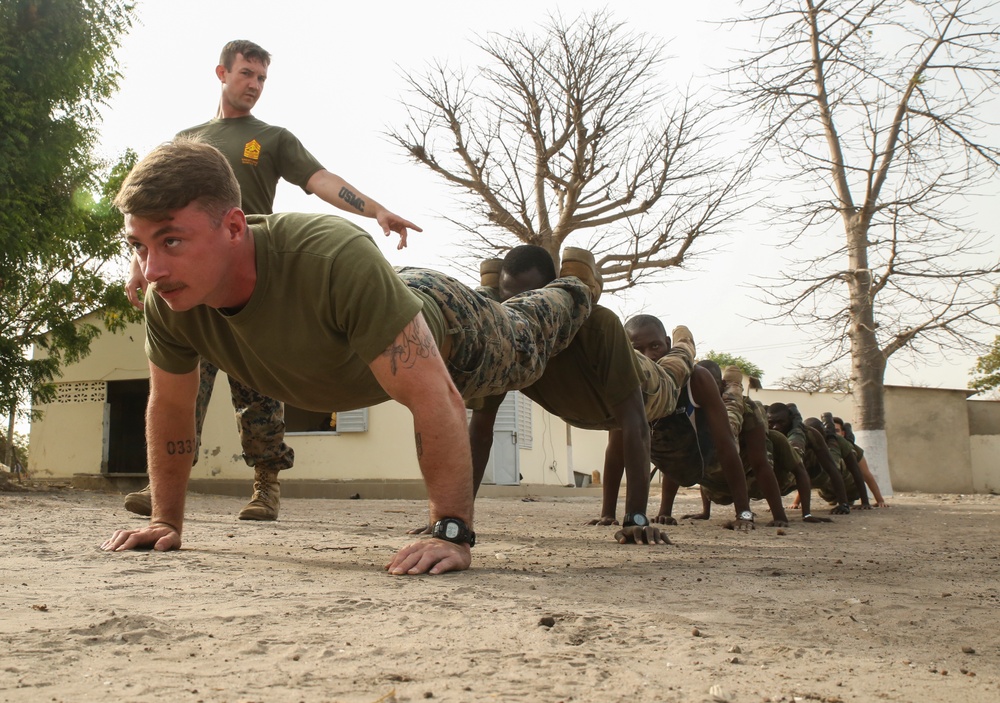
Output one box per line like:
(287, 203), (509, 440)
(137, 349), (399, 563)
(806, 427), (850, 512)
(469, 406), (500, 497)
(857, 457), (888, 506)
(842, 450), (871, 509)
(370, 313), (474, 576)
(743, 422), (789, 526)
(690, 369), (753, 531)
(306, 170), (422, 249)
(609, 388), (667, 545)
(594, 429), (625, 525)
(102, 362), (199, 552)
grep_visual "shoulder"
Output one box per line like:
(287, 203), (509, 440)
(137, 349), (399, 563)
(247, 212), (375, 252)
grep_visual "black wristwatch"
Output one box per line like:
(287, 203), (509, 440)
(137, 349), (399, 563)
(737, 510), (754, 522)
(431, 517), (476, 547)
(623, 512), (649, 527)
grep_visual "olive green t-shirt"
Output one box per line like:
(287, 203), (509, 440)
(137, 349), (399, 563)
(514, 306), (642, 431)
(177, 117), (324, 215)
(144, 213), (443, 412)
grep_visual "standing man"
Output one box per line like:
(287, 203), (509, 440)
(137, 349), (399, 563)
(123, 40), (420, 521)
(103, 139), (597, 575)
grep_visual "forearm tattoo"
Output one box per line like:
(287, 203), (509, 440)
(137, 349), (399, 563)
(384, 322), (436, 375)
(338, 186), (365, 213)
(164, 437), (197, 456)
(415, 432), (423, 458)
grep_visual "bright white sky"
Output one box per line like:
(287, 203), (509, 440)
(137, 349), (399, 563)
(94, 0), (1000, 402)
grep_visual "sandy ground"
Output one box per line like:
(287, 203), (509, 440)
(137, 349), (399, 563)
(1, 485), (999, 703)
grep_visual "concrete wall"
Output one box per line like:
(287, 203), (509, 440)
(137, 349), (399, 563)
(967, 400), (1000, 494)
(884, 386), (975, 493)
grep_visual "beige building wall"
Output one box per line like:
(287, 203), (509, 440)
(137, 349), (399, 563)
(29, 317), (148, 478)
(967, 400), (1000, 494)
(884, 386), (974, 493)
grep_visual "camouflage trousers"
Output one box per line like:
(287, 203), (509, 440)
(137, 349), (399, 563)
(194, 361), (295, 473)
(397, 268), (591, 400)
(636, 338), (697, 422)
(813, 459), (861, 505)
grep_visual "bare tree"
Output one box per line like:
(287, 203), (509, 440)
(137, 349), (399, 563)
(776, 366), (854, 394)
(389, 11), (752, 292)
(728, 0), (1000, 438)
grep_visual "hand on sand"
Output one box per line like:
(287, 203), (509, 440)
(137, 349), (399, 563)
(725, 518), (755, 532)
(653, 514), (678, 525)
(613, 525), (671, 545)
(831, 504), (851, 515)
(385, 538), (471, 575)
(681, 511), (710, 520)
(766, 519), (790, 527)
(101, 523), (181, 552)
(407, 524), (431, 536)
(587, 516), (619, 526)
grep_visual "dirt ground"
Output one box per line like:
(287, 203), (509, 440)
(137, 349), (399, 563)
(1, 485), (998, 703)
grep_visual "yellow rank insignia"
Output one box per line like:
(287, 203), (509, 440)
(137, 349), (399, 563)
(242, 139), (261, 165)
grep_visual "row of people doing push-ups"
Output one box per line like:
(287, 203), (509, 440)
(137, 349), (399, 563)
(105, 136), (882, 574)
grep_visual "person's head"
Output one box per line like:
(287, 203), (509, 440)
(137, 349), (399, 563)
(767, 402), (792, 434)
(219, 40), (271, 71)
(832, 416), (845, 436)
(624, 315), (670, 361)
(115, 138), (241, 221)
(696, 359), (724, 394)
(216, 40), (271, 116)
(115, 139), (248, 311)
(803, 417), (824, 433)
(499, 245), (556, 301)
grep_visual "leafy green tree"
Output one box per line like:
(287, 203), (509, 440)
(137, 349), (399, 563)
(703, 350), (765, 383)
(970, 335), (1000, 394)
(1, 0), (139, 437)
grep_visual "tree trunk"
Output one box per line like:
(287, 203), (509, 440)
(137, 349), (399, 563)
(846, 220), (894, 496)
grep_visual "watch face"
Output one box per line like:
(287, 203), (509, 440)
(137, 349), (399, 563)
(445, 521), (460, 539)
(626, 513), (649, 527)
(738, 510), (753, 521)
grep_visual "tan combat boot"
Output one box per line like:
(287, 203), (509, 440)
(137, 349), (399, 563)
(480, 258), (503, 288)
(559, 247), (603, 303)
(670, 325), (696, 359)
(723, 365), (744, 392)
(238, 468), (280, 521)
(123, 484), (152, 516)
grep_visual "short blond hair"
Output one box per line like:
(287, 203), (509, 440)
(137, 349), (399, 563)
(114, 139), (241, 222)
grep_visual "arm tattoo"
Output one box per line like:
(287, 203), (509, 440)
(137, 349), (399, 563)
(338, 186), (365, 213)
(415, 432), (423, 458)
(383, 322), (436, 375)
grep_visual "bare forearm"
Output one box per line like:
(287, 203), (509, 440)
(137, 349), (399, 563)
(718, 438), (751, 515)
(792, 465), (813, 516)
(752, 456), (788, 522)
(468, 410), (498, 497)
(845, 456), (870, 506)
(412, 393), (475, 525)
(308, 170), (384, 219)
(601, 429), (626, 519)
(145, 368), (199, 532)
(621, 421), (651, 516)
(859, 458), (884, 503)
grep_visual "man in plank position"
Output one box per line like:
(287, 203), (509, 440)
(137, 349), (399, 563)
(101, 140), (599, 575)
